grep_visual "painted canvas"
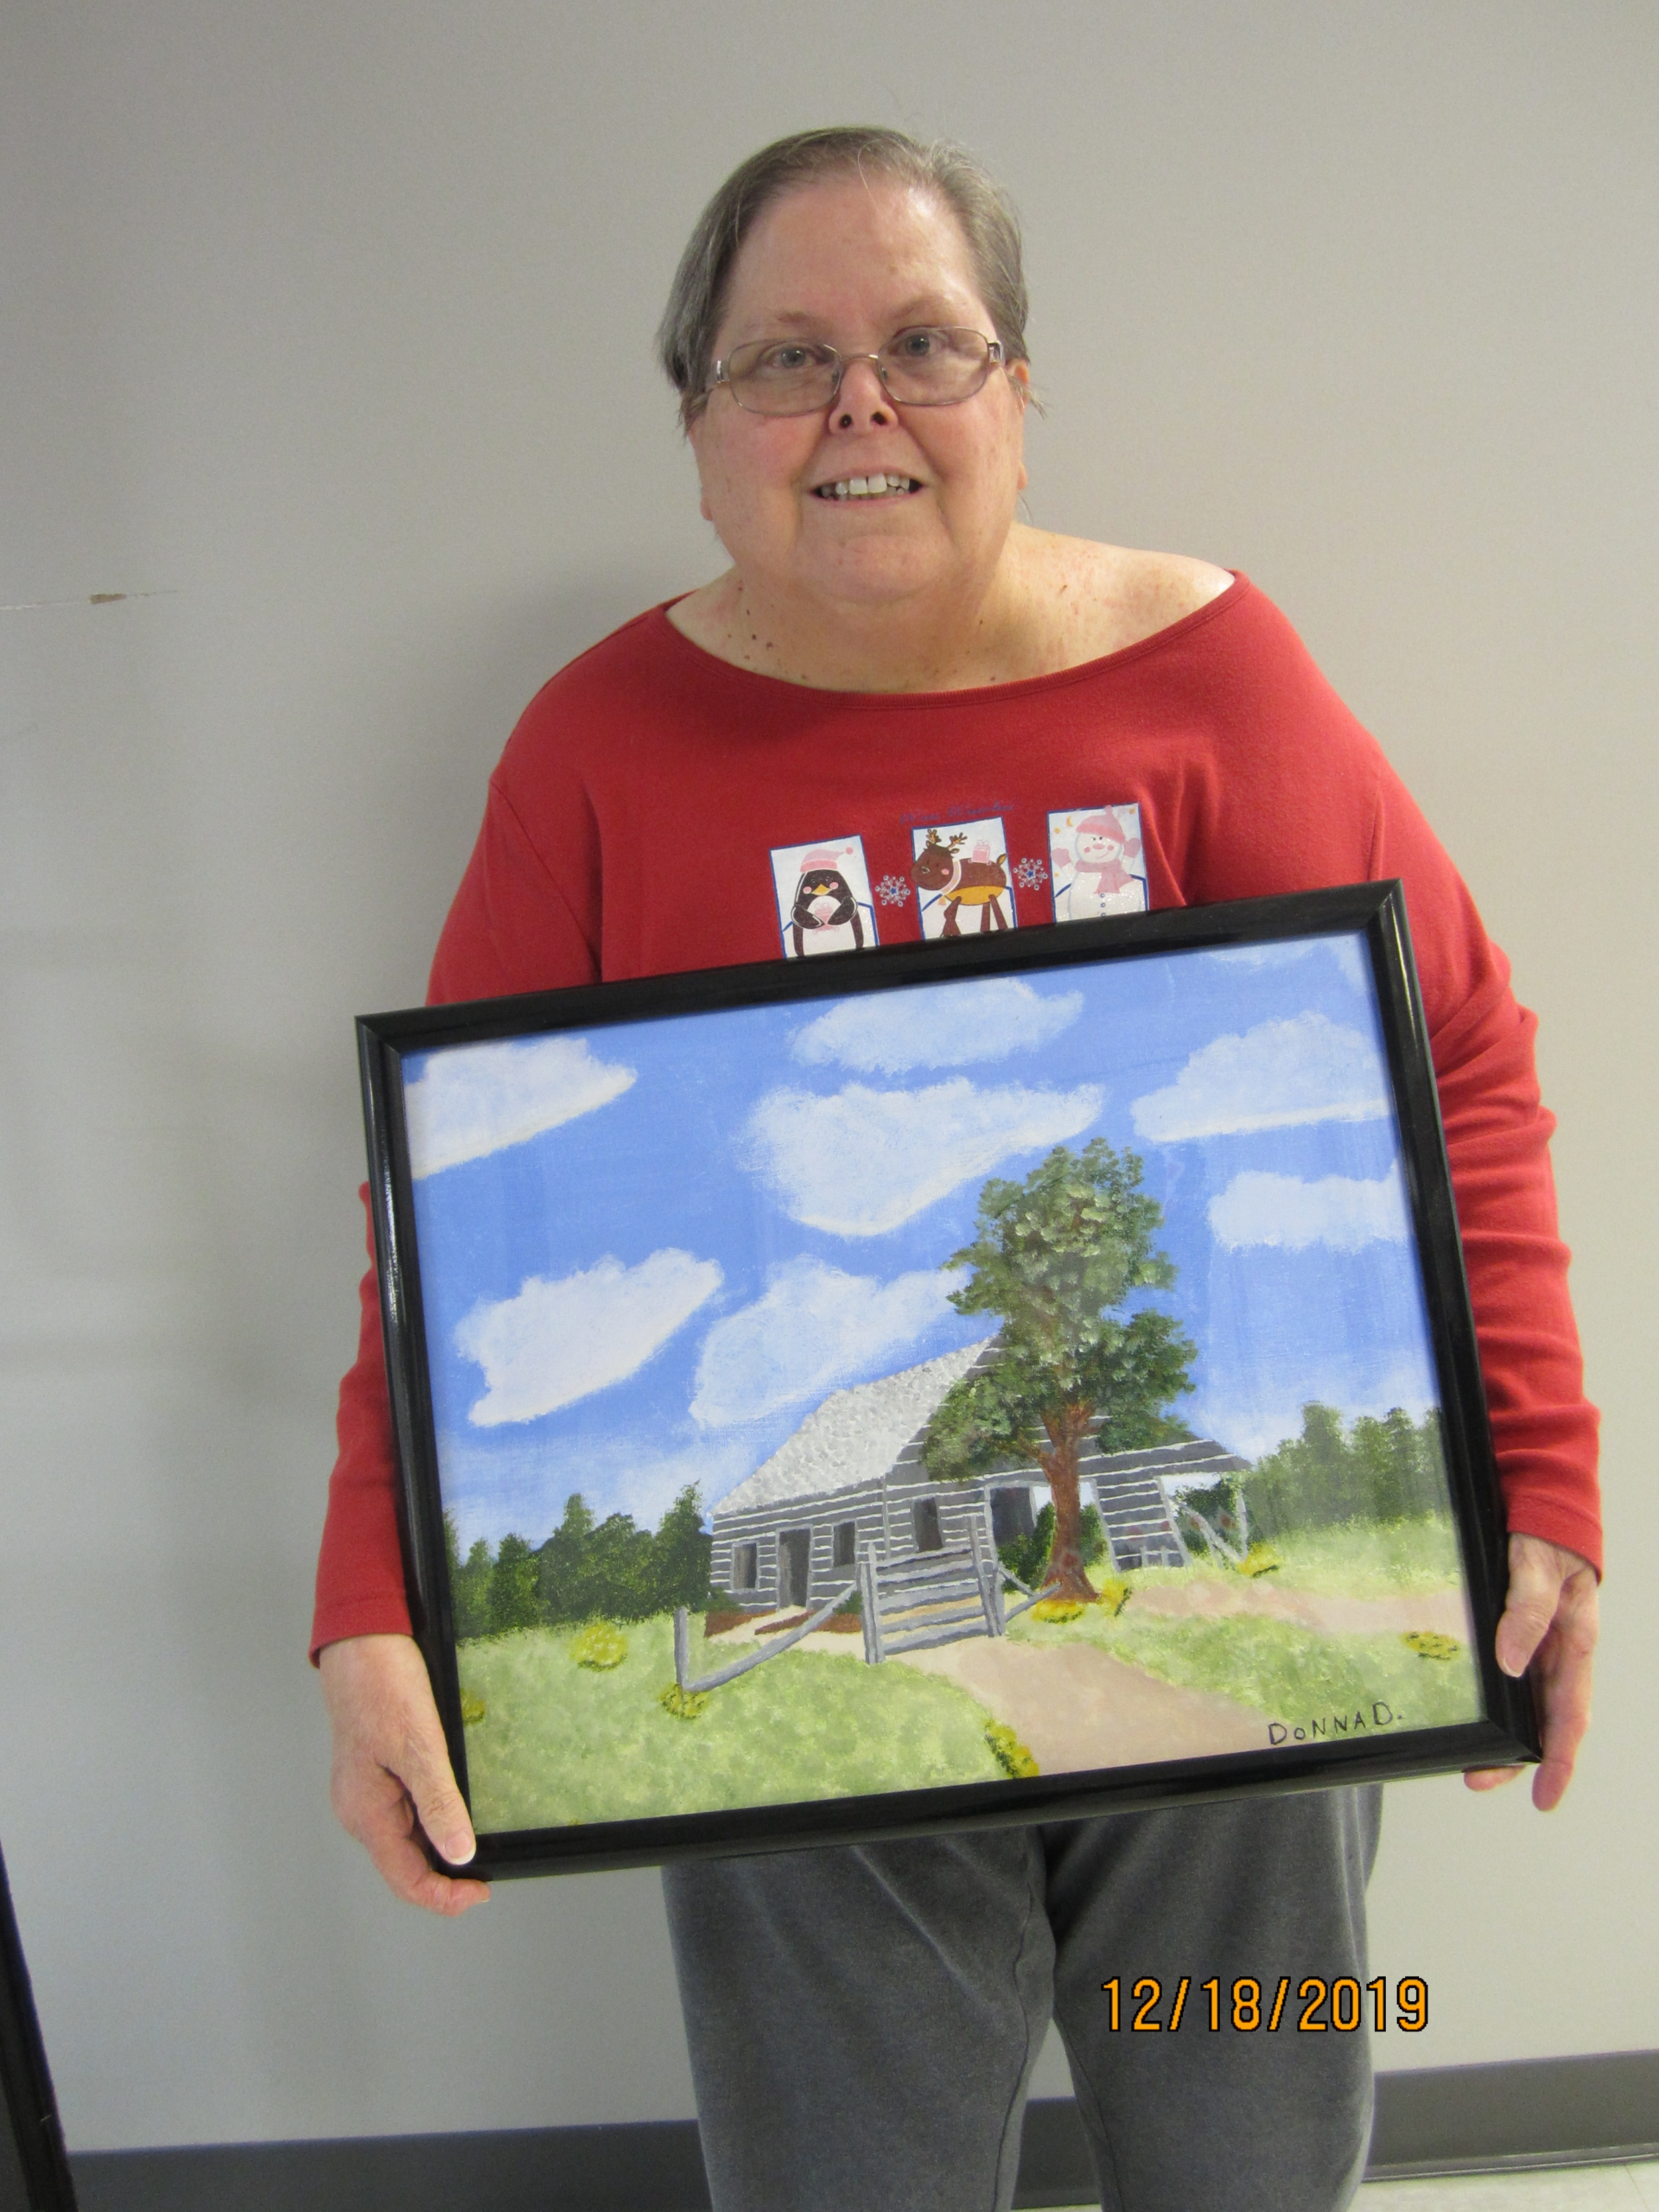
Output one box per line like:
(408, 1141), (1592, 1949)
(360, 887), (1535, 1877)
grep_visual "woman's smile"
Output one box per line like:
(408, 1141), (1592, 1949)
(685, 174), (1029, 639)
(810, 472), (925, 501)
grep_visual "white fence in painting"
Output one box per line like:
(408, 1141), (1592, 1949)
(672, 1517), (1058, 1697)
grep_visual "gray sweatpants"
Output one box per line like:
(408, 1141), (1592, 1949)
(663, 1784), (1382, 2212)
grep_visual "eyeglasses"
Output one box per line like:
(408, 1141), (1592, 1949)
(709, 326), (1006, 416)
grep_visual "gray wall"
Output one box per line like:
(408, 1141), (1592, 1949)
(2, 0), (1653, 2153)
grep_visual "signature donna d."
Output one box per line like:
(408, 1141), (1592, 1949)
(1268, 1701), (1398, 1747)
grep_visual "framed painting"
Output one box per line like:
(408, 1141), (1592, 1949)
(358, 882), (1537, 1879)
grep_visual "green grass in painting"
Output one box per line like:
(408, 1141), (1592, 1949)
(458, 1614), (1002, 1834)
(1111, 1516), (1463, 1602)
(1005, 1515), (1481, 1734)
(1259, 1516), (1467, 1599)
(1086, 1615), (1476, 1734)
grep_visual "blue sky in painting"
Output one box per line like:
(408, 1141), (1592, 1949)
(406, 931), (1438, 1550)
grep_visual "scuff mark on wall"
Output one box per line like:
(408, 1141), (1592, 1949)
(0, 588), (180, 613)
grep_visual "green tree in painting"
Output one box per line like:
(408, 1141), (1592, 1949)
(445, 1512), (496, 1640)
(647, 1485), (716, 1615)
(537, 1493), (598, 1622)
(582, 1512), (658, 1618)
(1244, 1402), (1450, 1536)
(534, 1488), (715, 1623)
(488, 1533), (544, 1631)
(924, 1140), (1196, 1603)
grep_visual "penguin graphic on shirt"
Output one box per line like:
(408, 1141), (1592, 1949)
(788, 848), (867, 956)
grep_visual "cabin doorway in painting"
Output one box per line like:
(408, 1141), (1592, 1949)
(991, 1487), (1036, 1548)
(779, 1529), (812, 1607)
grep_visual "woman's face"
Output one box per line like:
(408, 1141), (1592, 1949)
(687, 174), (1029, 619)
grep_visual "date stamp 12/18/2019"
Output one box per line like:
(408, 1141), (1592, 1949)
(1100, 1976), (1427, 2034)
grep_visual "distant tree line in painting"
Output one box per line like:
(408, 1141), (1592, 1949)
(1180, 1403), (1451, 1545)
(445, 1486), (716, 1640)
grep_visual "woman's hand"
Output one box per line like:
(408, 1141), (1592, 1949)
(1465, 1534), (1598, 1812)
(318, 1632), (491, 1914)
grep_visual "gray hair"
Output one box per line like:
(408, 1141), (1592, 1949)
(657, 126), (1029, 429)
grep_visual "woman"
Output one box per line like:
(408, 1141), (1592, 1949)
(316, 128), (1599, 2211)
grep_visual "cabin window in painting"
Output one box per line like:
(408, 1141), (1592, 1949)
(990, 1487), (1036, 1547)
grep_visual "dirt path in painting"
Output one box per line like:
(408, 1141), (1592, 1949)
(1125, 1581), (1473, 1640)
(893, 1639), (1270, 1774)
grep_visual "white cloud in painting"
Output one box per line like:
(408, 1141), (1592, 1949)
(1205, 936), (1365, 989)
(404, 1034), (633, 1178)
(690, 1257), (969, 1428)
(456, 1249), (722, 1426)
(745, 1079), (1103, 1236)
(1130, 1013), (1388, 1142)
(1331, 938), (1366, 990)
(1209, 1165), (1409, 1252)
(791, 977), (1083, 1075)
(1205, 942), (1317, 970)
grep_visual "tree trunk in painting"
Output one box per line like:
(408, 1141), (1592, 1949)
(1035, 1404), (1096, 1603)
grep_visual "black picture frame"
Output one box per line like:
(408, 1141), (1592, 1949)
(358, 883), (1538, 1881)
(0, 1841), (77, 2211)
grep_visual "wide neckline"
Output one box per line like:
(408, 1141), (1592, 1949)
(650, 570), (1249, 709)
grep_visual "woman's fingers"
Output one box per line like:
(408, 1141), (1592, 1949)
(319, 1633), (492, 1914)
(1463, 1763), (1524, 1792)
(342, 1753), (490, 1915)
(1526, 1564), (1598, 1813)
(394, 1713), (481, 1869)
(1466, 1536), (1598, 1811)
(1494, 1537), (1570, 1679)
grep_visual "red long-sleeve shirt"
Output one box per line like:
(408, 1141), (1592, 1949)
(311, 575), (1599, 1656)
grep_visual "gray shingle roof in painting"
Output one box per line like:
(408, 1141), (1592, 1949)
(714, 1338), (996, 1517)
(1089, 1439), (1249, 1481)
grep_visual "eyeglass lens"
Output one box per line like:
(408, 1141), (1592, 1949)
(719, 327), (1000, 415)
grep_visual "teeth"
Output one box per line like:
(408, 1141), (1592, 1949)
(819, 474), (916, 499)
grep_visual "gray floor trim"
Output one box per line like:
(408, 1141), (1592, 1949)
(1365, 2049), (1659, 2180)
(69, 2117), (712, 2212)
(67, 2051), (1659, 2210)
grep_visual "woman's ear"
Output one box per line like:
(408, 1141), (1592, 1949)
(1009, 359), (1031, 493)
(686, 415), (714, 524)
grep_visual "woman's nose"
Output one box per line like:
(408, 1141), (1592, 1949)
(830, 357), (893, 430)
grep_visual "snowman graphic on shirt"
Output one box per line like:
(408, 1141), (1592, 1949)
(1048, 805), (1148, 921)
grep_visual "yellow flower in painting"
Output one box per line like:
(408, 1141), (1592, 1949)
(1402, 1630), (1462, 1662)
(986, 1722), (1039, 1778)
(658, 1683), (710, 1721)
(571, 1620), (627, 1671)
